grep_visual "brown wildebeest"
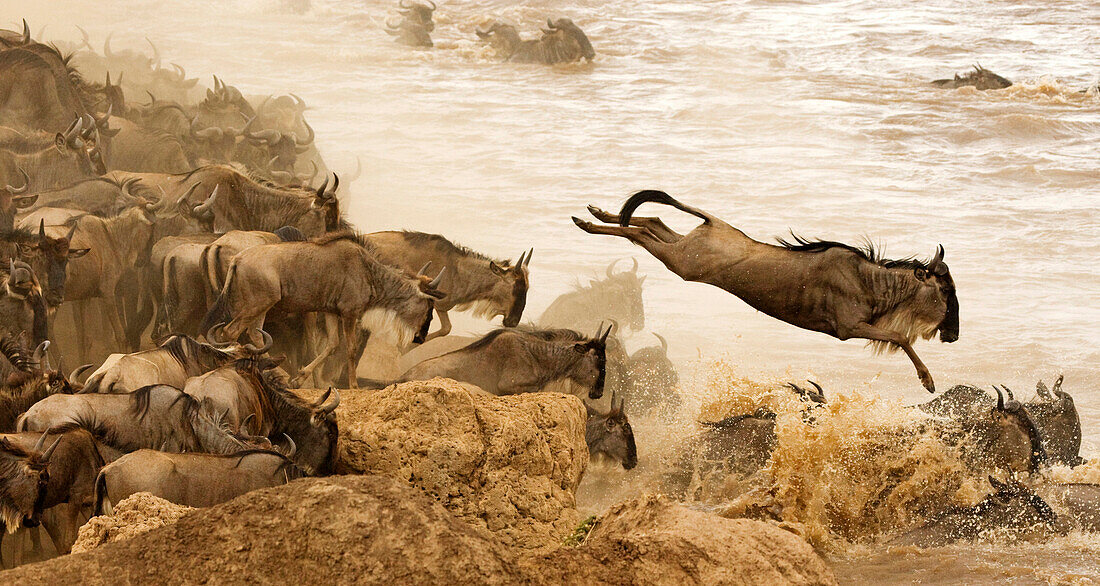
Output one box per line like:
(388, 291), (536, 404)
(475, 18), (595, 64)
(931, 64), (1012, 90)
(79, 333), (250, 395)
(573, 190), (959, 392)
(1, 221), (89, 308)
(0, 432), (61, 534)
(363, 231), (531, 339)
(202, 232), (446, 389)
(586, 390), (637, 470)
(1027, 376), (1083, 468)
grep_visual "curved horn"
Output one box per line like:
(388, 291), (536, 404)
(385, 17), (403, 29)
(192, 184), (219, 216)
(290, 93), (306, 110)
(345, 156), (362, 182)
(189, 116), (222, 140)
(993, 386), (1005, 411)
(5, 166), (29, 194)
(293, 119), (315, 149)
(428, 267), (446, 289)
(606, 258), (622, 279)
(319, 388), (340, 414)
(76, 26), (91, 51)
(63, 221), (77, 244)
(399, 0), (413, 8)
(282, 434), (296, 458)
(242, 116), (281, 144)
(653, 332), (668, 352)
(33, 431), (48, 452)
(1052, 375), (1064, 394)
(32, 340), (49, 368)
(68, 363), (94, 383)
(1001, 385), (1015, 402)
(1035, 380), (1050, 400)
(547, 18), (557, 30)
(145, 37), (160, 68)
(242, 329), (273, 355)
(103, 32), (116, 60)
(40, 436), (62, 461)
(21, 19), (29, 44)
(929, 244), (945, 271)
(417, 261), (432, 277)
(171, 63), (186, 81)
(329, 173), (339, 194)
(206, 324), (233, 348)
(600, 323), (612, 343)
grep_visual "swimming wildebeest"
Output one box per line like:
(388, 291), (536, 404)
(391, 325), (611, 399)
(1026, 376), (1083, 468)
(889, 476), (1055, 547)
(363, 231), (532, 339)
(538, 258), (646, 333)
(475, 18), (595, 64)
(385, 18), (433, 48)
(93, 447), (305, 513)
(202, 232), (446, 389)
(930, 385), (1047, 475)
(586, 390), (637, 470)
(573, 191), (959, 392)
(931, 64), (1012, 90)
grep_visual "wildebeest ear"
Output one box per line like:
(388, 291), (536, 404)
(68, 248), (90, 258)
(12, 193), (37, 208)
(54, 133), (67, 153)
(573, 343), (587, 354)
(489, 261), (506, 276)
(913, 267), (927, 281)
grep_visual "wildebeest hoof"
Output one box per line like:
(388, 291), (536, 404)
(921, 374), (936, 393)
(571, 216), (592, 231)
(587, 205), (614, 222)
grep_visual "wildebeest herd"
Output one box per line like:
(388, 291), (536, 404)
(0, 13), (1091, 568)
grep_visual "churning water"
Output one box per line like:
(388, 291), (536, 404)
(10, 0), (1100, 581)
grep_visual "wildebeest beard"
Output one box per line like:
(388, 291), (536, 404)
(414, 302), (434, 344)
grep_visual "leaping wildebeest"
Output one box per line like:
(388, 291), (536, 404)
(573, 191), (959, 392)
(202, 232), (446, 389)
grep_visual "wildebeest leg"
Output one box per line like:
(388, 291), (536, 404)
(572, 218), (679, 267)
(104, 296), (129, 352)
(426, 309), (452, 341)
(586, 205), (683, 243)
(73, 300), (90, 365)
(41, 504), (78, 555)
(294, 313), (341, 387)
(840, 322), (935, 393)
(342, 315), (360, 390)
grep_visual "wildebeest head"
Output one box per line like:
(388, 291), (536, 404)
(408, 264), (447, 344)
(571, 323), (611, 399)
(932, 64), (1012, 91)
(175, 183), (216, 231)
(0, 432), (60, 531)
(585, 390), (637, 470)
(0, 166), (36, 232)
(301, 174), (342, 235)
(385, 17), (434, 47)
(602, 258), (646, 331)
(488, 248), (532, 328)
(909, 245), (958, 343)
(984, 475), (1056, 526)
(303, 387), (340, 474)
(989, 385), (1047, 473)
(242, 97), (315, 175)
(5, 259), (37, 300)
(475, 21), (522, 55)
(543, 18), (595, 62)
(53, 117), (107, 177)
(22, 220), (90, 306)
(397, 0), (436, 28)
(1029, 375), (1083, 467)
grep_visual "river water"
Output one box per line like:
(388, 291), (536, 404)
(11, 0), (1100, 581)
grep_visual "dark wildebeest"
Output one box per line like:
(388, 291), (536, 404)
(391, 326), (611, 399)
(586, 390), (637, 470)
(0, 165), (36, 231)
(1026, 376), (1083, 468)
(623, 333), (680, 416)
(573, 191), (960, 392)
(94, 447), (305, 513)
(0, 339), (79, 432)
(475, 18), (594, 64)
(16, 385), (256, 455)
(944, 386), (1047, 475)
(363, 231), (531, 339)
(0, 261), (48, 346)
(80, 334), (248, 395)
(240, 100), (315, 177)
(0, 428), (106, 558)
(202, 232), (445, 389)
(385, 18), (433, 48)
(889, 476), (1055, 547)
(0, 432), (61, 534)
(1, 221), (89, 308)
(931, 65), (1013, 90)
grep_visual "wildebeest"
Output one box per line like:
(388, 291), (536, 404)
(937, 386), (1047, 475)
(363, 231), (531, 339)
(663, 406), (778, 498)
(94, 447), (304, 513)
(622, 333), (680, 415)
(80, 334), (245, 395)
(586, 391), (637, 470)
(1, 221), (89, 308)
(239, 106), (315, 178)
(1025, 376), (1083, 468)
(0, 117), (106, 189)
(0, 432), (61, 533)
(1040, 483), (1100, 533)
(889, 476), (1055, 547)
(17, 384), (256, 455)
(0, 260), (47, 346)
(393, 325), (611, 399)
(931, 64), (1012, 90)
(0, 339), (78, 431)
(476, 18), (595, 64)
(573, 191), (959, 392)
(0, 42), (92, 133)
(385, 0), (436, 47)
(202, 232), (445, 389)
(539, 258), (645, 333)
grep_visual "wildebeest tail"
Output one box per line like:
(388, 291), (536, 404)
(618, 190), (712, 226)
(199, 263), (234, 334)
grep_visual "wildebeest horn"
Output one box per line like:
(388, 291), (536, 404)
(428, 267), (446, 289)
(189, 116), (223, 140)
(243, 329), (273, 355)
(68, 363), (94, 383)
(5, 166), (29, 194)
(399, 0), (413, 8)
(240, 412), (255, 431)
(40, 437), (61, 461)
(424, 0), (436, 10)
(599, 323), (612, 343)
(20, 19), (30, 44)
(928, 245), (945, 272)
(606, 259), (620, 278)
(417, 261), (432, 276)
(808, 380), (825, 396)
(290, 93), (306, 110)
(33, 431), (49, 452)
(653, 332), (668, 352)
(386, 17), (403, 29)
(547, 18), (556, 30)
(314, 175), (329, 199)
(993, 386), (1005, 411)
(516, 250), (527, 267)
(206, 324), (232, 348)
(213, 75), (223, 93)
(103, 32), (117, 59)
(319, 388), (341, 414)
(192, 185), (218, 216)
(146, 37), (160, 67)
(330, 173), (339, 194)
(171, 63), (186, 81)
(1052, 375), (1064, 394)
(281, 434), (296, 458)
(32, 340), (49, 368)
(242, 116), (281, 144)
(64, 221), (77, 244)
(292, 119), (315, 150)
(76, 25), (91, 50)
(1000, 385), (1015, 402)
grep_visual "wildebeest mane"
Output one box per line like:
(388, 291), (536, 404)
(159, 335), (235, 372)
(776, 232), (931, 270)
(398, 230), (502, 263)
(128, 385), (197, 423)
(0, 335), (32, 374)
(312, 229), (365, 247)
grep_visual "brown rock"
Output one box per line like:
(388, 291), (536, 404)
(71, 493), (195, 554)
(303, 378), (589, 549)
